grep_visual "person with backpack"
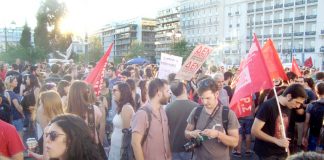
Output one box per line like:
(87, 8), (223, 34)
(184, 78), (240, 160)
(302, 82), (324, 151)
(109, 82), (135, 160)
(131, 78), (172, 160)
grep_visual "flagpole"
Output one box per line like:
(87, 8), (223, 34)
(273, 87), (289, 155)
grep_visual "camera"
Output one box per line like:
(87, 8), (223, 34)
(183, 134), (209, 152)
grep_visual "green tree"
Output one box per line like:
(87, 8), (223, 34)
(128, 40), (144, 57)
(34, 9), (50, 54)
(171, 39), (194, 61)
(88, 36), (103, 62)
(20, 23), (32, 49)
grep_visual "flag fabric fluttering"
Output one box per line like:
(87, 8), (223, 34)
(262, 39), (288, 81)
(230, 34), (274, 118)
(304, 56), (313, 68)
(291, 57), (302, 77)
(85, 43), (114, 95)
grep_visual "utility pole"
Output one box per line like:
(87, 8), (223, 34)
(4, 26), (8, 53)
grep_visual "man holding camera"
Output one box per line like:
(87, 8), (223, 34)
(185, 78), (239, 160)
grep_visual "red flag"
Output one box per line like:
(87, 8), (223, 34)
(262, 39), (288, 81)
(291, 57), (302, 77)
(85, 43), (114, 95)
(304, 57), (313, 68)
(230, 95), (253, 118)
(230, 34), (274, 117)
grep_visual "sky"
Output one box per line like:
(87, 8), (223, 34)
(0, 0), (176, 35)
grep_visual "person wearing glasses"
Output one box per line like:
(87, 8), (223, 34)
(184, 78), (240, 160)
(45, 114), (103, 160)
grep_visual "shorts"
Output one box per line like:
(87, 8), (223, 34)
(239, 118), (253, 135)
(12, 118), (24, 132)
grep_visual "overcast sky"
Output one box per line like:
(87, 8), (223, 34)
(0, 0), (176, 34)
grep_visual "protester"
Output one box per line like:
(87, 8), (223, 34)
(138, 80), (149, 106)
(213, 73), (229, 106)
(6, 64), (22, 94)
(109, 82), (135, 159)
(45, 63), (62, 84)
(131, 78), (172, 160)
(185, 78), (240, 160)
(57, 80), (70, 110)
(302, 82), (324, 151)
(252, 84), (307, 159)
(45, 114), (103, 160)
(0, 119), (25, 160)
(5, 76), (24, 138)
(126, 79), (141, 111)
(166, 81), (198, 160)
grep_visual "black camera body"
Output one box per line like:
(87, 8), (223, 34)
(183, 134), (209, 152)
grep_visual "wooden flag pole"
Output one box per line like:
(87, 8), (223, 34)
(273, 87), (289, 155)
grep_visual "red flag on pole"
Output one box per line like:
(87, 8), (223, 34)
(262, 39), (288, 81)
(85, 43), (114, 95)
(304, 56), (313, 68)
(291, 57), (302, 77)
(230, 34), (274, 118)
(230, 95), (253, 118)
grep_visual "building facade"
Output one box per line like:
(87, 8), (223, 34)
(98, 17), (157, 61)
(0, 25), (23, 53)
(155, 5), (181, 56)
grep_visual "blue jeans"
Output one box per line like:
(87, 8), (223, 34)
(308, 135), (324, 151)
(12, 118), (24, 132)
(172, 152), (192, 160)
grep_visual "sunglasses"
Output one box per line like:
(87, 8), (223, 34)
(45, 131), (65, 141)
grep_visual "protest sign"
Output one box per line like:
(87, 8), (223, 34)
(158, 53), (183, 80)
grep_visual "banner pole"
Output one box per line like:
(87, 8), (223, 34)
(273, 87), (289, 155)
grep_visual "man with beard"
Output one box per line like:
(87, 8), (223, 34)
(131, 78), (172, 160)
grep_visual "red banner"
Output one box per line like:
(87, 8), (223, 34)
(292, 57), (302, 77)
(85, 43), (114, 95)
(304, 56), (313, 68)
(231, 95), (253, 118)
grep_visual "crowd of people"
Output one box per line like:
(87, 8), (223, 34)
(0, 58), (324, 160)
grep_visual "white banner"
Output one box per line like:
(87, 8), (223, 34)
(158, 53), (183, 80)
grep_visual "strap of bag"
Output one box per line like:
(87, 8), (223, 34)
(193, 106), (203, 130)
(138, 107), (152, 145)
(222, 106), (229, 134)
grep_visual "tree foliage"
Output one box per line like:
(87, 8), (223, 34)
(88, 36), (103, 62)
(20, 23), (32, 49)
(129, 40), (144, 56)
(171, 39), (194, 61)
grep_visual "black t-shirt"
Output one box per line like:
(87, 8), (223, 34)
(254, 98), (291, 157)
(165, 100), (198, 152)
(223, 86), (233, 102)
(6, 70), (22, 94)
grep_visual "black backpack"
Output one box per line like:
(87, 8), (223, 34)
(0, 94), (11, 123)
(309, 102), (324, 137)
(194, 105), (230, 134)
(121, 107), (152, 160)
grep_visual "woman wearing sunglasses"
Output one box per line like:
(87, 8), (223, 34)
(109, 82), (135, 160)
(45, 114), (103, 160)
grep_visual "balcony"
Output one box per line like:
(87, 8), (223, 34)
(321, 30), (324, 35)
(255, 21), (263, 25)
(320, 46), (324, 52)
(295, 0), (305, 5)
(263, 34), (271, 38)
(225, 50), (230, 53)
(229, 24), (232, 28)
(306, 15), (317, 19)
(283, 33), (293, 37)
(274, 4), (283, 9)
(284, 2), (294, 7)
(307, 0), (318, 3)
(247, 9), (254, 13)
(236, 24), (240, 27)
(264, 20), (272, 24)
(295, 48), (303, 52)
(304, 48), (315, 52)
(273, 19), (283, 23)
(265, 6), (273, 10)
(282, 49), (292, 53)
(273, 34), (282, 37)
(294, 16), (305, 21)
(294, 32), (304, 36)
(235, 11), (240, 15)
(256, 8), (263, 12)
(228, 13), (232, 16)
(284, 18), (293, 22)
(305, 31), (316, 35)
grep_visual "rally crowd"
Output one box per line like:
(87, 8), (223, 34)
(0, 58), (324, 160)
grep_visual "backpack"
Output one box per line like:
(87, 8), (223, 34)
(194, 105), (230, 134)
(121, 107), (152, 160)
(309, 102), (324, 137)
(0, 93), (11, 123)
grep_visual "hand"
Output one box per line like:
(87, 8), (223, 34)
(190, 130), (201, 138)
(275, 138), (290, 148)
(201, 129), (218, 139)
(302, 137), (308, 147)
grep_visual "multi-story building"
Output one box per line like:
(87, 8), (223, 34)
(155, 5), (181, 56)
(179, 0), (225, 64)
(245, 0), (324, 69)
(0, 25), (23, 53)
(98, 17), (156, 61)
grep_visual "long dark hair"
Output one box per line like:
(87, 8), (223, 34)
(114, 82), (135, 114)
(57, 80), (70, 97)
(23, 74), (40, 91)
(48, 114), (103, 160)
(67, 81), (90, 119)
(138, 80), (147, 103)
